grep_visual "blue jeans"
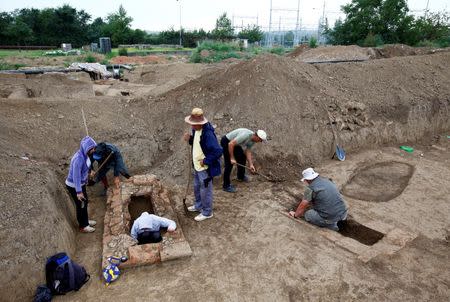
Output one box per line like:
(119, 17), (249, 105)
(193, 170), (213, 216)
(304, 209), (347, 231)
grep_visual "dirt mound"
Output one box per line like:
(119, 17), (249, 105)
(142, 52), (450, 181)
(373, 44), (430, 58)
(293, 45), (372, 62)
(287, 44), (310, 58)
(0, 73), (94, 99)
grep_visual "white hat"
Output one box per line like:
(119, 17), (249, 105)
(301, 168), (319, 181)
(185, 108), (208, 125)
(256, 129), (267, 141)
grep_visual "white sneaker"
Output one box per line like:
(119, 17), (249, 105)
(194, 213), (213, 222)
(187, 205), (200, 212)
(80, 226), (95, 233)
(89, 220), (97, 227)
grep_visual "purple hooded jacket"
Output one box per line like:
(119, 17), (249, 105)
(66, 136), (97, 193)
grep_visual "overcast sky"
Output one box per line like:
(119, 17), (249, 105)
(1, 0), (448, 32)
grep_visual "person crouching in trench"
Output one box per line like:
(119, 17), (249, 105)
(130, 212), (176, 244)
(289, 168), (348, 231)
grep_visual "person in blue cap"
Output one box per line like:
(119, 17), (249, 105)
(89, 142), (131, 192)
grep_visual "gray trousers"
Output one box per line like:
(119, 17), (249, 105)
(304, 209), (347, 231)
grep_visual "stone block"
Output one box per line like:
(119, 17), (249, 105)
(336, 237), (369, 255)
(125, 244), (161, 267)
(160, 241), (192, 262)
(385, 228), (417, 247)
(319, 229), (342, 243)
(110, 223), (125, 235)
(110, 198), (123, 209)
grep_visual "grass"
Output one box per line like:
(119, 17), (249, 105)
(0, 61), (27, 70)
(190, 41), (289, 63)
(0, 49), (45, 58)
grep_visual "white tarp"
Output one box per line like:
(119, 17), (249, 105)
(69, 62), (112, 78)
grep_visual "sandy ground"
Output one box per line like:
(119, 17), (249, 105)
(57, 140), (450, 301)
(1, 47), (450, 301)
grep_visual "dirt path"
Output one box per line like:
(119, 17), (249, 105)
(56, 140), (450, 301)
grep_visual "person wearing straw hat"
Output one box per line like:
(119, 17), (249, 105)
(289, 168), (348, 231)
(220, 128), (267, 193)
(183, 108), (223, 221)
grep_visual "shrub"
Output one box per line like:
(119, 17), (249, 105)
(84, 54), (97, 63)
(190, 51), (202, 63)
(362, 33), (384, 47)
(269, 46), (285, 55)
(197, 41), (239, 52)
(118, 48), (128, 56)
(309, 37), (318, 48)
(0, 62), (26, 70)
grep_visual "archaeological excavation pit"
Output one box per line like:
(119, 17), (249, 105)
(342, 161), (414, 202)
(337, 219), (384, 246)
(102, 174), (192, 269)
(128, 194), (155, 222)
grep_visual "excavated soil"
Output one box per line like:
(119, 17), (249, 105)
(342, 161), (414, 202)
(1, 48), (450, 301)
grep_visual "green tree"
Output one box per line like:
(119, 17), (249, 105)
(0, 12), (14, 44)
(104, 5), (133, 46)
(87, 17), (106, 43)
(6, 18), (33, 45)
(211, 13), (234, 41)
(238, 24), (263, 43)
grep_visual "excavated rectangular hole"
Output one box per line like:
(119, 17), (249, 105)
(128, 194), (154, 223)
(338, 219), (384, 246)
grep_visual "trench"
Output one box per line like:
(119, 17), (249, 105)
(338, 219), (384, 246)
(128, 194), (155, 223)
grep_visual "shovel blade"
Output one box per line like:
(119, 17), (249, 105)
(336, 145), (346, 161)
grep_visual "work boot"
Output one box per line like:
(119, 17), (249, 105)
(187, 205), (200, 212)
(194, 213), (213, 222)
(223, 185), (236, 193)
(80, 226), (95, 233)
(89, 220), (97, 227)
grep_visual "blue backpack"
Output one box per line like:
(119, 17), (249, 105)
(45, 252), (90, 295)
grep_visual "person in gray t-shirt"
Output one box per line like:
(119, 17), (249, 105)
(289, 168), (348, 231)
(220, 128), (267, 192)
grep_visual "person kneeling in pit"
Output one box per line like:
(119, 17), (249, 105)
(130, 212), (176, 244)
(289, 168), (348, 231)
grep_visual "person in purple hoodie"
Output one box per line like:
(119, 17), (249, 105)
(65, 136), (98, 233)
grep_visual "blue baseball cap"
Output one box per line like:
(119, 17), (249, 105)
(93, 153), (102, 161)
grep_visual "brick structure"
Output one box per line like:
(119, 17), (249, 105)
(102, 174), (192, 268)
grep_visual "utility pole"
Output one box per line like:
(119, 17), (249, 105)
(295, 0), (301, 46)
(177, 0), (182, 47)
(268, 0), (273, 47)
(425, 0), (430, 18)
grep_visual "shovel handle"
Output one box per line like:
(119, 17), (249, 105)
(234, 162), (272, 180)
(92, 151), (114, 177)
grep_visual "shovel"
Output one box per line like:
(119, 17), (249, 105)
(182, 147), (192, 215)
(234, 162), (280, 182)
(325, 110), (346, 161)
